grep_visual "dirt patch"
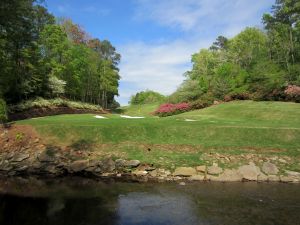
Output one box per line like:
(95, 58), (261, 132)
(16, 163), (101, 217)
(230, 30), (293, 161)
(0, 125), (41, 154)
(8, 106), (107, 121)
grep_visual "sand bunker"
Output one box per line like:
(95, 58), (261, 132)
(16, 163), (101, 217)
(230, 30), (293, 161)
(184, 119), (197, 122)
(94, 115), (107, 119)
(120, 115), (144, 119)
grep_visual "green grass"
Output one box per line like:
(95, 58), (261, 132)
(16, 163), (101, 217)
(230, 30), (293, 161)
(118, 103), (159, 116)
(17, 101), (300, 169)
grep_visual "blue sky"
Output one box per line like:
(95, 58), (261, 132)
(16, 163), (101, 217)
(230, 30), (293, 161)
(45, 0), (273, 105)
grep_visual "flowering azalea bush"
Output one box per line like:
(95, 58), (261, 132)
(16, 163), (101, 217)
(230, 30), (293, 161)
(154, 102), (191, 117)
(284, 85), (300, 103)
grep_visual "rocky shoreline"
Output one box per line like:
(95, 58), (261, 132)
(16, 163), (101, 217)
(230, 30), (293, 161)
(1, 126), (300, 184)
(1, 150), (300, 183)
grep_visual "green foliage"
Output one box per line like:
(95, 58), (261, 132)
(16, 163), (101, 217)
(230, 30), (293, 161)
(0, 99), (8, 123)
(130, 90), (166, 105)
(0, 1), (120, 109)
(168, 80), (204, 103)
(171, 2), (300, 103)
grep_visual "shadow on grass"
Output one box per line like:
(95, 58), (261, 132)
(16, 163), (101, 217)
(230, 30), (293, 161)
(70, 139), (95, 151)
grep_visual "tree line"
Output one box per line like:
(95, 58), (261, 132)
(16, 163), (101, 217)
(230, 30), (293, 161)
(0, 0), (121, 108)
(170, 0), (300, 103)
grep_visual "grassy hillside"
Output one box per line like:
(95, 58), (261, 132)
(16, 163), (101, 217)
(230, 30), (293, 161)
(119, 103), (159, 116)
(17, 101), (300, 170)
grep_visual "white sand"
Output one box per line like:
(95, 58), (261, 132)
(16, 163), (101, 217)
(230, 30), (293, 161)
(94, 115), (107, 119)
(185, 119), (197, 122)
(120, 115), (144, 119)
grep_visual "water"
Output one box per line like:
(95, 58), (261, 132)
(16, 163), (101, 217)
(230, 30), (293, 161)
(0, 177), (299, 225)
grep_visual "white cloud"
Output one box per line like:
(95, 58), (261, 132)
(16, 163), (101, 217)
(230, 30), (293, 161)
(133, 0), (272, 32)
(116, 38), (212, 105)
(116, 0), (273, 105)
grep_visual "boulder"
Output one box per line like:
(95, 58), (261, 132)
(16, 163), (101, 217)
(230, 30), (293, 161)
(262, 162), (279, 175)
(125, 160), (140, 168)
(238, 163), (261, 181)
(115, 159), (126, 168)
(188, 175), (205, 181)
(207, 164), (223, 175)
(285, 170), (300, 177)
(11, 153), (30, 162)
(173, 167), (197, 177)
(280, 175), (300, 183)
(100, 158), (115, 172)
(69, 160), (90, 172)
(0, 160), (12, 171)
(216, 169), (242, 182)
(268, 175), (280, 182)
(196, 165), (206, 173)
(38, 152), (56, 162)
(257, 173), (268, 182)
(132, 170), (148, 176)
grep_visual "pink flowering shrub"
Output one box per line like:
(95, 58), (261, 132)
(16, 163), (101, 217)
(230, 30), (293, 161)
(284, 85), (300, 102)
(154, 102), (191, 117)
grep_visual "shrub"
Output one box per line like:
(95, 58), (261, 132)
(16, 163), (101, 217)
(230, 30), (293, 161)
(130, 90), (166, 105)
(154, 102), (191, 117)
(0, 99), (8, 124)
(9, 98), (103, 113)
(285, 85), (300, 102)
(168, 80), (203, 103)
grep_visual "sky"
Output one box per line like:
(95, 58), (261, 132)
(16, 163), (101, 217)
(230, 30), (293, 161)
(44, 0), (274, 105)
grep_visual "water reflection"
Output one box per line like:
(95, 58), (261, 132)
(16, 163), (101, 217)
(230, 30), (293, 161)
(0, 178), (299, 225)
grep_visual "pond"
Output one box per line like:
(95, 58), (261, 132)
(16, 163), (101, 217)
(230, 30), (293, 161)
(0, 177), (299, 225)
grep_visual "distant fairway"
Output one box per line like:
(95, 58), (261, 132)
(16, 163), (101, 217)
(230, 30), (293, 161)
(17, 101), (300, 169)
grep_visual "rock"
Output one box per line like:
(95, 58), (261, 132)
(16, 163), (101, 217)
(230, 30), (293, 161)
(11, 153), (30, 162)
(278, 158), (287, 164)
(207, 164), (223, 175)
(268, 175), (280, 182)
(69, 160), (90, 172)
(149, 170), (158, 177)
(238, 163), (261, 181)
(262, 162), (279, 175)
(100, 158), (115, 172)
(188, 175), (204, 181)
(15, 165), (28, 172)
(173, 167), (197, 177)
(132, 170), (148, 176)
(217, 169), (242, 182)
(280, 175), (300, 183)
(125, 160), (140, 168)
(38, 152), (56, 162)
(0, 160), (12, 171)
(179, 182), (186, 186)
(285, 170), (300, 177)
(257, 173), (268, 182)
(115, 159), (126, 168)
(196, 165), (206, 173)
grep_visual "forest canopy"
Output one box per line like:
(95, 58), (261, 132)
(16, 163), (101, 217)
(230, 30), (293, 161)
(170, 0), (300, 104)
(0, 0), (121, 108)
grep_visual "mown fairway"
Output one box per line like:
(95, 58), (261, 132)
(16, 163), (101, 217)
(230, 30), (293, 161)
(17, 101), (300, 169)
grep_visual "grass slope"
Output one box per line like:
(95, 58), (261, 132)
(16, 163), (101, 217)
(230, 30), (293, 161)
(118, 103), (159, 116)
(17, 101), (300, 170)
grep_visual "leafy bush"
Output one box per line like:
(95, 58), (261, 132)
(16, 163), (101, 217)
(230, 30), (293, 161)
(285, 85), (300, 102)
(9, 98), (102, 113)
(130, 90), (166, 105)
(0, 99), (7, 123)
(190, 98), (214, 110)
(154, 102), (191, 117)
(168, 80), (203, 103)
